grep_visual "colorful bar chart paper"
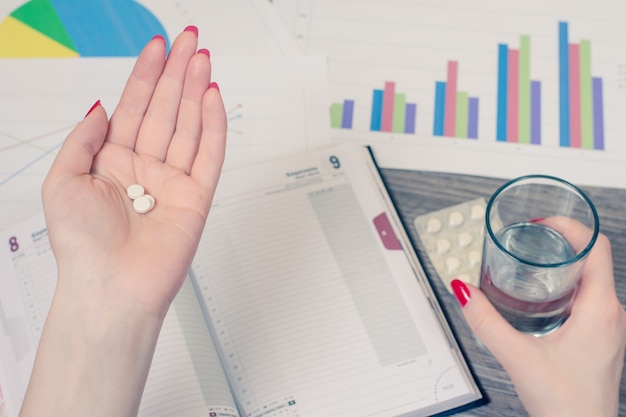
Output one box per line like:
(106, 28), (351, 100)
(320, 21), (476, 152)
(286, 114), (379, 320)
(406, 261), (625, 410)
(496, 36), (542, 144)
(559, 21), (604, 150)
(433, 61), (479, 139)
(331, 81), (417, 134)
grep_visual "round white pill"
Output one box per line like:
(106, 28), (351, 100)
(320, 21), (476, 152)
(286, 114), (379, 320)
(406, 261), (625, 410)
(436, 238), (451, 254)
(426, 218), (443, 234)
(127, 184), (145, 200)
(458, 232), (473, 247)
(144, 194), (155, 209)
(133, 195), (154, 214)
(470, 204), (485, 220)
(448, 211), (464, 227)
(468, 250), (481, 266)
(446, 257), (461, 273)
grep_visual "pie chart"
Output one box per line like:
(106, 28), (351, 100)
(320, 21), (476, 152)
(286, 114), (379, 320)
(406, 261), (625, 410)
(0, 0), (169, 57)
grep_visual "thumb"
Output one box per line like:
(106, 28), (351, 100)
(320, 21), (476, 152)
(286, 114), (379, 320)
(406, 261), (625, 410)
(451, 279), (533, 370)
(45, 100), (109, 183)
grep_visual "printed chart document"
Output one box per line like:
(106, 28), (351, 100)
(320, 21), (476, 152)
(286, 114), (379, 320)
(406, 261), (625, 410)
(0, 144), (483, 417)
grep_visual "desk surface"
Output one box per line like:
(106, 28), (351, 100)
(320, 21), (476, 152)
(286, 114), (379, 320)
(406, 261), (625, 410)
(379, 168), (626, 417)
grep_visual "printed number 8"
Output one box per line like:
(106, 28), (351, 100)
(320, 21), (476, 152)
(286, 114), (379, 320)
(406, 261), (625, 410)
(9, 236), (19, 252)
(329, 155), (341, 169)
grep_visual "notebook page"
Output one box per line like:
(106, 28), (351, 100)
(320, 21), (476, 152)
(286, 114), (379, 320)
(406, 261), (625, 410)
(0, 215), (237, 417)
(190, 144), (480, 417)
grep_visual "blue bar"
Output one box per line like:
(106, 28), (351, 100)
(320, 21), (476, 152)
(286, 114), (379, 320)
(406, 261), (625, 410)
(559, 21), (570, 147)
(342, 100), (354, 129)
(433, 81), (446, 136)
(496, 43), (508, 142)
(468, 97), (479, 139)
(371, 89), (383, 131)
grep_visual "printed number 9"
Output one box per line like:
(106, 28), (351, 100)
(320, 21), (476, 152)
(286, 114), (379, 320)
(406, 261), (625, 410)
(329, 155), (341, 169)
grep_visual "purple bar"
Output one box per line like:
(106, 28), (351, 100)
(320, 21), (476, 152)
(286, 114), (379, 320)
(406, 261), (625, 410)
(531, 81), (541, 145)
(467, 97), (479, 139)
(342, 99), (354, 129)
(592, 77), (604, 150)
(404, 103), (417, 134)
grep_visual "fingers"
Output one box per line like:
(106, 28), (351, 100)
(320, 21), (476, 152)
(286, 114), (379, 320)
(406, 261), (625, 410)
(107, 36), (167, 149)
(191, 84), (227, 191)
(165, 50), (213, 173)
(451, 279), (534, 370)
(44, 102), (109, 185)
(134, 27), (199, 160)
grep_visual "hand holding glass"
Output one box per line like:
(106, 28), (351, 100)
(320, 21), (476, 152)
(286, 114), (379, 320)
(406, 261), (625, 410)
(480, 175), (599, 336)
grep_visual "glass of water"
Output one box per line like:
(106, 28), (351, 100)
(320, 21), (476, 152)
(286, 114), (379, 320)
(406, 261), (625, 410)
(480, 175), (599, 336)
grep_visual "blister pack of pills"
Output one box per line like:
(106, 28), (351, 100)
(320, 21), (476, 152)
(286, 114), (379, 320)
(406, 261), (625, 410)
(413, 197), (487, 292)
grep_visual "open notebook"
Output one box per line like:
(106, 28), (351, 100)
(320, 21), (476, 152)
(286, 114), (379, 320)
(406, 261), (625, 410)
(0, 143), (483, 417)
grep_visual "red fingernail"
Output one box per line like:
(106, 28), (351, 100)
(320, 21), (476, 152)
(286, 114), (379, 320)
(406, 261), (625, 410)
(530, 217), (545, 223)
(198, 48), (210, 58)
(451, 279), (471, 307)
(84, 100), (101, 118)
(208, 82), (220, 91)
(184, 25), (198, 36)
(152, 34), (166, 43)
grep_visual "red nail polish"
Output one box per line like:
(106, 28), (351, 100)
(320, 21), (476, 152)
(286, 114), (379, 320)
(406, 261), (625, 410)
(451, 279), (471, 307)
(84, 100), (101, 118)
(208, 82), (220, 91)
(198, 48), (210, 58)
(152, 34), (166, 43)
(184, 25), (198, 37)
(530, 217), (545, 223)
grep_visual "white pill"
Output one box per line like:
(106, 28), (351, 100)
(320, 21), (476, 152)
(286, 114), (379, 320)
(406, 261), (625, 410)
(468, 250), (481, 266)
(446, 257), (461, 273)
(458, 232), (473, 247)
(470, 204), (485, 220)
(127, 184), (145, 200)
(144, 194), (155, 208)
(448, 211), (464, 227)
(426, 218), (443, 234)
(436, 238), (451, 254)
(133, 195), (154, 214)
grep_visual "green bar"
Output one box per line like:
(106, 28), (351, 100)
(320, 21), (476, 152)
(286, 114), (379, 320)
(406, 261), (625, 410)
(330, 103), (343, 128)
(392, 93), (406, 133)
(455, 92), (469, 138)
(518, 35), (531, 144)
(580, 40), (594, 149)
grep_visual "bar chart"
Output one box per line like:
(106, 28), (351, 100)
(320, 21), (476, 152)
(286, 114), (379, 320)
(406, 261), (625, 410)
(433, 61), (479, 139)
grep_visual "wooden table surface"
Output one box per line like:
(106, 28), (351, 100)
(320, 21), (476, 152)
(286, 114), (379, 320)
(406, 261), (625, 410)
(379, 168), (626, 417)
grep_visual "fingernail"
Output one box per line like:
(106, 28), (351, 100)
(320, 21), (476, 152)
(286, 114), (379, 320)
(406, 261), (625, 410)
(451, 279), (471, 307)
(197, 48), (210, 58)
(152, 34), (166, 43)
(84, 100), (101, 118)
(184, 25), (198, 37)
(208, 82), (220, 91)
(530, 217), (545, 223)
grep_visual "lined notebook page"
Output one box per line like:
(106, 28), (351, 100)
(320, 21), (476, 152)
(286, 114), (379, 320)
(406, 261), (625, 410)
(190, 144), (479, 417)
(0, 215), (237, 417)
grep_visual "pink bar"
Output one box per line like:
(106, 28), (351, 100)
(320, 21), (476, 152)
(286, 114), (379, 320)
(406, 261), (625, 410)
(381, 81), (395, 132)
(444, 61), (457, 137)
(507, 49), (519, 143)
(569, 44), (582, 148)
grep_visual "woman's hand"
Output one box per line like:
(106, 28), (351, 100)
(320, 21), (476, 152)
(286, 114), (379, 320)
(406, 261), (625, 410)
(453, 220), (626, 417)
(20, 26), (226, 417)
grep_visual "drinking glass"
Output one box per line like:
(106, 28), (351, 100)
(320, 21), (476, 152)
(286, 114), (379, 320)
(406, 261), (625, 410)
(480, 175), (599, 336)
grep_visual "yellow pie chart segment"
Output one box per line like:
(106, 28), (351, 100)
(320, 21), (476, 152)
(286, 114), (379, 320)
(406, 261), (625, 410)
(0, 16), (78, 57)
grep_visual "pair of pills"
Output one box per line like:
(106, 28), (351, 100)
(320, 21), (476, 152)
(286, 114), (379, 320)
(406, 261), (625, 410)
(414, 198), (486, 292)
(127, 184), (156, 214)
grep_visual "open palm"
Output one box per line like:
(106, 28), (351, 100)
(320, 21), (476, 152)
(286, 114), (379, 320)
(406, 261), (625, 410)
(42, 29), (226, 317)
